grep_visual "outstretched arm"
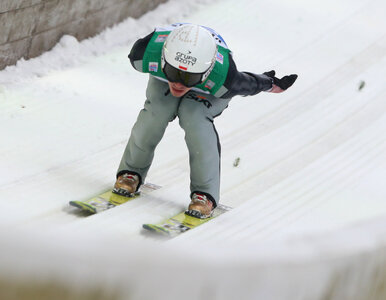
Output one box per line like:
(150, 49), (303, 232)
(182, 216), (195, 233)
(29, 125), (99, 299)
(221, 55), (297, 98)
(221, 55), (272, 98)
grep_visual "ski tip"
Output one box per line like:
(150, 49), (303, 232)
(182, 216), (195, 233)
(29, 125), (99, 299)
(69, 201), (96, 214)
(143, 224), (170, 236)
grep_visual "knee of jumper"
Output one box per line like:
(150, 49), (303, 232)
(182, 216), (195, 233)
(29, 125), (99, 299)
(178, 109), (219, 156)
(143, 100), (176, 123)
(178, 103), (213, 131)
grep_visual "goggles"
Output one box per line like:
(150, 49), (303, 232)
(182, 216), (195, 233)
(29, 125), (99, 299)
(162, 61), (206, 88)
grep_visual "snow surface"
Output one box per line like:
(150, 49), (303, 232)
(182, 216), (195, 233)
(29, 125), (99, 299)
(1, 0), (386, 299)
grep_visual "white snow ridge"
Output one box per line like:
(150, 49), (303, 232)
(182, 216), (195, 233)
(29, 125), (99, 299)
(1, 0), (386, 299)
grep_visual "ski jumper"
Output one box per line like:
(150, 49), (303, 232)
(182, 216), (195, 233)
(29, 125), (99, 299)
(117, 24), (273, 206)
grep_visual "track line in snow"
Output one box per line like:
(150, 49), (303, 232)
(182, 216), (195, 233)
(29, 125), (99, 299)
(223, 85), (386, 201)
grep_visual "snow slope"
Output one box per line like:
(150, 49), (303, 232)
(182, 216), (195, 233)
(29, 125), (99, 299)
(1, 0), (386, 299)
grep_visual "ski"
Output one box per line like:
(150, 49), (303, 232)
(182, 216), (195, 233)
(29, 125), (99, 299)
(143, 204), (231, 237)
(69, 183), (161, 214)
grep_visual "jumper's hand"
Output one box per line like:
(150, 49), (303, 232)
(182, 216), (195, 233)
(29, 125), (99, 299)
(264, 70), (298, 93)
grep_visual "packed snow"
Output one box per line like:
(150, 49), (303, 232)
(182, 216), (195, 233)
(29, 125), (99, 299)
(1, 0), (386, 299)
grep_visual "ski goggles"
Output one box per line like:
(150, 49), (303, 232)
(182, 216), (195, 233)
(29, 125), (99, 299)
(162, 61), (206, 87)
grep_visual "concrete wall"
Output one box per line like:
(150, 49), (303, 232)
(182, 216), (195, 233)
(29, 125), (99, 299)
(0, 0), (167, 70)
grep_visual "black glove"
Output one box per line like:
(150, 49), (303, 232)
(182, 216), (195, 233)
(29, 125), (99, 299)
(264, 70), (298, 90)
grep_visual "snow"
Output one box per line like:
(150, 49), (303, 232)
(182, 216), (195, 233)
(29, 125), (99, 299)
(1, 0), (386, 299)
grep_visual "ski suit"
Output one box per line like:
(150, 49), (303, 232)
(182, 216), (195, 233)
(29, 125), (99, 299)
(117, 24), (273, 207)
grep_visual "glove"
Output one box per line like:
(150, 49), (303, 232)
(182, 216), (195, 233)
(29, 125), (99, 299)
(264, 70), (298, 93)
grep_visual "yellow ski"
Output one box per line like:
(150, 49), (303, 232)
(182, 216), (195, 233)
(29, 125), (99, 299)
(143, 204), (231, 237)
(69, 183), (161, 214)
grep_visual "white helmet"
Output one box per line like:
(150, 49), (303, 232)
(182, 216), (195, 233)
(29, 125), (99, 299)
(161, 24), (218, 87)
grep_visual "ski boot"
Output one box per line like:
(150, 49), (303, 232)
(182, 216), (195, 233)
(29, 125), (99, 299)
(113, 173), (140, 197)
(185, 192), (214, 219)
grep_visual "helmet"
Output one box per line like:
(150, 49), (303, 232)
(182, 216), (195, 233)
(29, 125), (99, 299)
(161, 24), (218, 87)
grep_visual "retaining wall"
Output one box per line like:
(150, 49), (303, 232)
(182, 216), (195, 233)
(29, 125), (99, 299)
(0, 0), (167, 70)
